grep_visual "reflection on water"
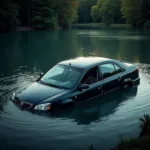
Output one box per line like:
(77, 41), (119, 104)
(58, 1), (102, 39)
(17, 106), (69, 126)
(0, 63), (149, 150)
(46, 87), (138, 125)
(0, 29), (150, 150)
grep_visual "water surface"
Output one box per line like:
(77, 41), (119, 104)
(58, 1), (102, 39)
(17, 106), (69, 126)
(0, 29), (150, 150)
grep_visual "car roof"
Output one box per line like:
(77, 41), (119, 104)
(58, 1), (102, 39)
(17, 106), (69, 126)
(59, 57), (118, 69)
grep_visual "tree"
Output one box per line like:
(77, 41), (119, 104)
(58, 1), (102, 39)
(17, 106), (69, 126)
(90, 5), (99, 22)
(13, 0), (30, 26)
(137, 0), (150, 27)
(0, 0), (20, 31)
(31, 0), (58, 29)
(121, 0), (141, 26)
(100, 0), (122, 25)
(78, 0), (97, 23)
(30, 0), (78, 29)
(90, 0), (122, 25)
(90, 0), (103, 23)
(56, 0), (78, 28)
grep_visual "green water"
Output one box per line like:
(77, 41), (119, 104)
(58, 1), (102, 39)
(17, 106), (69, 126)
(0, 29), (150, 150)
(1, 29), (150, 75)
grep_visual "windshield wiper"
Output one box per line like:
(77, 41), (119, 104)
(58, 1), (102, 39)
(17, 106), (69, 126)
(39, 80), (49, 86)
(39, 80), (61, 89)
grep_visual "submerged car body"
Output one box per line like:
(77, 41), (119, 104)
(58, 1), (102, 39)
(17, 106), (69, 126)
(11, 57), (140, 111)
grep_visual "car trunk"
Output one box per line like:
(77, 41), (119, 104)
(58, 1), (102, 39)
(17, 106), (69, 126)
(124, 63), (139, 81)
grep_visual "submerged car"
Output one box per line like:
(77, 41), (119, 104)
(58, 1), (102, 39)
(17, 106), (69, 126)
(11, 57), (140, 111)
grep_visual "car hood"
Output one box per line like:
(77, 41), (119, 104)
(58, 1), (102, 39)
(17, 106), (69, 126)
(17, 82), (68, 104)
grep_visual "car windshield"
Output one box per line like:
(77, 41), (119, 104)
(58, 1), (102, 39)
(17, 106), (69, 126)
(41, 65), (82, 89)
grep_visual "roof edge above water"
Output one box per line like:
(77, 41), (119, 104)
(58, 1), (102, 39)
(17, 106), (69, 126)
(59, 57), (112, 69)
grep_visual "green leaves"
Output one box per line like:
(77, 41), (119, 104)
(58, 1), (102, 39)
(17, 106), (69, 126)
(90, 5), (99, 22)
(139, 114), (150, 131)
(121, 0), (150, 27)
(90, 0), (150, 27)
(78, 0), (97, 23)
(90, 0), (122, 25)
(31, 0), (78, 29)
(0, 0), (20, 31)
(56, 0), (78, 28)
(31, 0), (57, 29)
(121, 0), (140, 25)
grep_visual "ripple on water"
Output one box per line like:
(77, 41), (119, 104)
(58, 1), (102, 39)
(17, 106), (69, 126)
(77, 31), (149, 41)
(0, 63), (150, 150)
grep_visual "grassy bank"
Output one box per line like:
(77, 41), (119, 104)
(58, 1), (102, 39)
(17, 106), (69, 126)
(88, 114), (150, 150)
(110, 136), (150, 150)
(72, 23), (131, 29)
(15, 23), (131, 32)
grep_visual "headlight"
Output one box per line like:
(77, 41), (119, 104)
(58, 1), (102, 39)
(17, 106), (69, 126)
(34, 103), (51, 111)
(12, 92), (16, 101)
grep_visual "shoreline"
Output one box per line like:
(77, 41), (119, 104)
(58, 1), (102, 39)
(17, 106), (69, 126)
(1, 21), (150, 33)
(89, 114), (150, 150)
(16, 26), (63, 32)
(5, 23), (150, 32)
(17, 26), (34, 31)
(72, 23), (132, 29)
(109, 114), (150, 150)
(16, 24), (131, 32)
(110, 136), (150, 150)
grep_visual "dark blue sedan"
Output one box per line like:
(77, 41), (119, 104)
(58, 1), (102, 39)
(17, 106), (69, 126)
(11, 57), (140, 111)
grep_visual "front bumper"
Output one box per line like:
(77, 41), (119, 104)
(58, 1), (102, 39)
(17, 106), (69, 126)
(11, 97), (34, 110)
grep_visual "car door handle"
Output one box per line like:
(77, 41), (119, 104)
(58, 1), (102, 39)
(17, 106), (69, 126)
(97, 86), (102, 90)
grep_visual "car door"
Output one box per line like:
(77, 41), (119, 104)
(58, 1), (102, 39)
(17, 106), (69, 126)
(72, 66), (103, 103)
(99, 63), (122, 93)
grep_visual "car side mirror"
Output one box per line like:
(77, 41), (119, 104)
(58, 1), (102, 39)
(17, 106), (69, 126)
(36, 72), (44, 82)
(79, 84), (89, 91)
(40, 72), (44, 77)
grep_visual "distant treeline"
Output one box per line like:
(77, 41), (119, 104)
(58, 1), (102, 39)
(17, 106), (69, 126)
(0, 0), (78, 31)
(0, 0), (150, 32)
(80, 0), (150, 28)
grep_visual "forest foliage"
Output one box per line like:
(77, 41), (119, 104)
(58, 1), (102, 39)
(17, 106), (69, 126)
(0, 0), (150, 32)
(90, 0), (150, 27)
(0, 0), (20, 31)
(0, 0), (78, 31)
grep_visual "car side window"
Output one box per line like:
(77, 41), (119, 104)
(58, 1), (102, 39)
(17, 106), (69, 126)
(81, 67), (100, 85)
(100, 63), (116, 79)
(114, 64), (122, 74)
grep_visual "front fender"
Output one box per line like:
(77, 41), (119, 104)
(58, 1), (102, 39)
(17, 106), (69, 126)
(60, 99), (75, 106)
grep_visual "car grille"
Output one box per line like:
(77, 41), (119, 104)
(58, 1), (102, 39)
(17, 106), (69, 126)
(14, 98), (33, 109)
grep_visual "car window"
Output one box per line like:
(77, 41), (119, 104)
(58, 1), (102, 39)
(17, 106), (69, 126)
(41, 65), (82, 89)
(100, 63), (116, 79)
(81, 67), (100, 85)
(46, 65), (64, 77)
(114, 64), (122, 73)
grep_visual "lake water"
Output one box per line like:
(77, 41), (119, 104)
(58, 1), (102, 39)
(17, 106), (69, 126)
(0, 29), (150, 150)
